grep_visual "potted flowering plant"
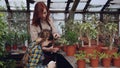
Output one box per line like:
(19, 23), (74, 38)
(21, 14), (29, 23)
(74, 51), (86, 68)
(113, 52), (120, 67)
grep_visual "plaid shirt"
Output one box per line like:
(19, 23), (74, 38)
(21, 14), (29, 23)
(27, 42), (43, 67)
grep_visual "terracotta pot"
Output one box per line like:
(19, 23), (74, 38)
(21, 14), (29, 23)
(113, 58), (120, 67)
(66, 45), (76, 56)
(62, 45), (68, 53)
(77, 60), (86, 68)
(12, 44), (17, 50)
(102, 58), (111, 67)
(90, 58), (99, 67)
(22, 46), (27, 51)
(83, 45), (96, 57)
(96, 44), (104, 52)
(5, 46), (11, 52)
(102, 47), (118, 55)
(79, 47), (84, 51)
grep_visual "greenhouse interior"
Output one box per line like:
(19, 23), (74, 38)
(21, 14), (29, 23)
(0, 0), (120, 68)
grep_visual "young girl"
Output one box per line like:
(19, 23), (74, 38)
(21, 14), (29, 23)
(39, 29), (73, 68)
(27, 29), (57, 68)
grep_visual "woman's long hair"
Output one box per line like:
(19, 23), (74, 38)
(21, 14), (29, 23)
(32, 2), (50, 26)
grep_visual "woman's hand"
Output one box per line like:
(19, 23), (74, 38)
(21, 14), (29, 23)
(53, 33), (60, 39)
(52, 47), (60, 53)
(42, 46), (59, 53)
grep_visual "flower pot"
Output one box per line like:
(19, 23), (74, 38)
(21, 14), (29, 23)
(102, 58), (111, 67)
(96, 44), (104, 52)
(5, 45), (11, 52)
(90, 58), (99, 67)
(12, 45), (17, 50)
(83, 45), (96, 57)
(113, 58), (120, 67)
(102, 47), (118, 55)
(79, 47), (84, 51)
(66, 45), (76, 56)
(77, 60), (86, 68)
(22, 46), (27, 51)
(62, 45), (68, 53)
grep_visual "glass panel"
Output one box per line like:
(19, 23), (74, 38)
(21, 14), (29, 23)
(108, 5), (120, 9)
(52, 13), (65, 20)
(111, 0), (120, 3)
(81, 0), (89, 2)
(88, 6), (103, 11)
(50, 3), (66, 9)
(54, 21), (64, 34)
(69, 3), (74, 10)
(90, 0), (108, 5)
(34, 0), (47, 2)
(76, 2), (87, 10)
(51, 0), (67, 2)
(9, 0), (27, 10)
(0, 0), (7, 10)
(74, 14), (83, 20)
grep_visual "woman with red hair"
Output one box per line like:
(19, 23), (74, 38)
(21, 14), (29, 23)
(30, 2), (73, 68)
(30, 2), (60, 42)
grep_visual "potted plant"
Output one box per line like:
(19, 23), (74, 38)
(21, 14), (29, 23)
(103, 23), (118, 55)
(112, 52), (120, 67)
(74, 51), (86, 68)
(73, 22), (83, 46)
(12, 32), (18, 50)
(80, 22), (98, 55)
(64, 30), (78, 56)
(5, 32), (12, 52)
(99, 52), (112, 67)
(88, 50), (100, 67)
(80, 22), (98, 47)
(55, 37), (68, 52)
(19, 32), (30, 51)
(60, 20), (78, 56)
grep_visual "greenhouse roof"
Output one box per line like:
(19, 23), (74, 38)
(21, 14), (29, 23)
(0, 0), (120, 13)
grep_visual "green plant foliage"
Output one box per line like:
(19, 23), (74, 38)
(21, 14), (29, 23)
(99, 52), (111, 59)
(60, 20), (79, 45)
(55, 37), (68, 45)
(80, 22), (98, 47)
(64, 30), (78, 45)
(88, 50), (100, 59)
(74, 51), (86, 60)
(0, 12), (7, 67)
(105, 23), (118, 50)
(0, 60), (16, 68)
(113, 52), (120, 59)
